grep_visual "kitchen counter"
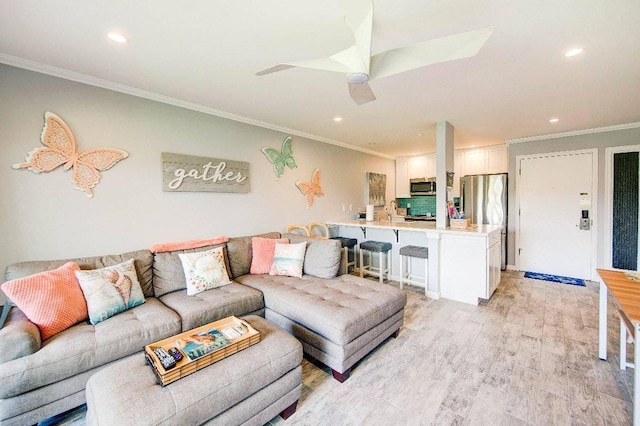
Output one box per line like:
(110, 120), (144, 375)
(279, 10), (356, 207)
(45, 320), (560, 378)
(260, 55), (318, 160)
(326, 219), (501, 237)
(328, 219), (502, 306)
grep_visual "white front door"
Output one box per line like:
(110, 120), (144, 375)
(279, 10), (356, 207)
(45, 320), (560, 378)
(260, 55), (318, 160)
(517, 150), (597, 280)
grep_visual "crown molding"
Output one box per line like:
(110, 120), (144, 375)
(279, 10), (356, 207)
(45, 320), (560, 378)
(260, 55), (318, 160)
(0, 53), (394, 160)
(506, 122), (640, 144)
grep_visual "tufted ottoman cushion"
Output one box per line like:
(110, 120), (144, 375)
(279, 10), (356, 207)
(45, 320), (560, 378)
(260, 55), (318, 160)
(236, 273), (406, 381)
(85, 316), (302, 426)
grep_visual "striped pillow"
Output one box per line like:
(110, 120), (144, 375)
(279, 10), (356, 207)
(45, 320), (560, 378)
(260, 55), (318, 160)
(270, 242), (307, 278)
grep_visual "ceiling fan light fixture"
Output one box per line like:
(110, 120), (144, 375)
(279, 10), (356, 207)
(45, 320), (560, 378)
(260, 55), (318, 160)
(347, 73), (369, 84)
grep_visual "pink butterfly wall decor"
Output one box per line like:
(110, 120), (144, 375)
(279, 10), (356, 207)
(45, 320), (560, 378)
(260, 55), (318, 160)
(295, 168), (324, 208)
(13, 112), (128, 198)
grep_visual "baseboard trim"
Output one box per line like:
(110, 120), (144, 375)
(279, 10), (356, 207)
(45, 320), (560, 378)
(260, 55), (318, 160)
(426, 291), (440, 300)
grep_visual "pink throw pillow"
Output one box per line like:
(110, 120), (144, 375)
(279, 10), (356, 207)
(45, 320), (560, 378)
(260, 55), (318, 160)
(1, 262), (88, 340)
(250, 237), (289, 274)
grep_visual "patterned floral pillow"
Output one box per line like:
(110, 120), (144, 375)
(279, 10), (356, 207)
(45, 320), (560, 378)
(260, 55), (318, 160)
(75, 259), (146, 325)
(270, 242), (307, 278)
(178, 247), (232, 296)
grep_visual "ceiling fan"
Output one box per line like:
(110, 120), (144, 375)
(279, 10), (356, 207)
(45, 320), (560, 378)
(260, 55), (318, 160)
(255, 0), (494, 105)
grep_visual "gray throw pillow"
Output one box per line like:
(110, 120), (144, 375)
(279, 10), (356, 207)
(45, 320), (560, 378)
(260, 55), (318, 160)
(282, 234), (342, 279)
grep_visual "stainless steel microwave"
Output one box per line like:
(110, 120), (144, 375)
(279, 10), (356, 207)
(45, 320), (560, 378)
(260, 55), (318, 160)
(410, 178), (436, 195)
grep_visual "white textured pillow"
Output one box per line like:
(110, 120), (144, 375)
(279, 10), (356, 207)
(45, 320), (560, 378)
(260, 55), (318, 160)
(270, 242), (307, 278)
(75, 259), (146, 325)
(178, 247), (232, 296)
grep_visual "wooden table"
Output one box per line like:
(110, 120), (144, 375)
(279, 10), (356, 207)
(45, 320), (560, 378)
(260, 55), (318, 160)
(597, 268), (640, 425)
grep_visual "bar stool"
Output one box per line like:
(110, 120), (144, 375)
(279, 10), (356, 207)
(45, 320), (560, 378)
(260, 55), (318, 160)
(309, 222), (329, 239)
(285, 224), (310, 237)
(331, 237), (357, 275)
(359, 241), (392, 283)
(399, 245), (429, 291)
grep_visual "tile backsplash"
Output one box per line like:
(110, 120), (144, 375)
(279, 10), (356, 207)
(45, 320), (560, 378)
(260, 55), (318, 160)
(397, 196), (436, 216)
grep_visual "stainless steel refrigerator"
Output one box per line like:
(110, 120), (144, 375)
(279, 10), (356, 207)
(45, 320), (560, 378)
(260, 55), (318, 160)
(460, 173), (508, 270)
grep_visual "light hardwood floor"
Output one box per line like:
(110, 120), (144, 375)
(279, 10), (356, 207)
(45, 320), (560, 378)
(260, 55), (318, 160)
(43, 271), (633, 425)
(270, 271), (633, 426)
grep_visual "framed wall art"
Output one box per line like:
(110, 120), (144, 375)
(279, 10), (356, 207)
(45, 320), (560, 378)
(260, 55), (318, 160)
(366, 172), (386, 206)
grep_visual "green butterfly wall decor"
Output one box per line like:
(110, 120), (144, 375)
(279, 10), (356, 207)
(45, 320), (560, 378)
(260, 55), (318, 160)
(261, 136), (297, 178)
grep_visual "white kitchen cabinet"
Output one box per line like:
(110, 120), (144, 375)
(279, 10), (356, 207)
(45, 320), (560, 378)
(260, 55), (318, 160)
(440, 227), (502, 304)
(463, 149), (486, 175)
(408, 155), (427, 178)
(397, 145), (508, 200)
(486, 145), (508, 173)
(425, 153), (437, 178)
(488, 237), (501, 297)
(395, 158), (410, 198)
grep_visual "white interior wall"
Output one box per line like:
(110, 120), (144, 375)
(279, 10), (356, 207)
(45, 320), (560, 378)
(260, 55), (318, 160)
(0, 65), (395, 299)
(507, 127), (640, 269)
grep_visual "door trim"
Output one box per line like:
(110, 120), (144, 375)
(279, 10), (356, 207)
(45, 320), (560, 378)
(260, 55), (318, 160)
(604, 145), (640, 270)
(515, 148), (598, 281)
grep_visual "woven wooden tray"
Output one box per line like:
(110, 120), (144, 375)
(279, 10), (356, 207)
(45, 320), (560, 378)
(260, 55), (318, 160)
(144, 316), (261, 386)
(450, 218), (472, 229)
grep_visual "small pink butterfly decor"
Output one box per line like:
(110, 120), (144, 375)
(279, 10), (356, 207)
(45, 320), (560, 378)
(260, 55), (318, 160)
(13, 112), (128, 198)
(295, 168), (324, 208)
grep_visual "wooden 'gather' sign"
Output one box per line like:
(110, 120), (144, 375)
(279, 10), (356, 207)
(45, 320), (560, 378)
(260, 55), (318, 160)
(162, 152), (250, 193)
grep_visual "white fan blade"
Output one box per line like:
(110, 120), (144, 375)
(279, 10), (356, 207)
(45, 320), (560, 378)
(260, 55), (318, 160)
(370, 26), (495, 80)
(340, 0), (373, 73)
(348, 82), (376, 105)
(255, 55), (354, 76)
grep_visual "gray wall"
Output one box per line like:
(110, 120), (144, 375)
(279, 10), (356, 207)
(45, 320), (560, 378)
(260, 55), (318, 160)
(507, 127), (640, 268)
(0, 65), (394, 296)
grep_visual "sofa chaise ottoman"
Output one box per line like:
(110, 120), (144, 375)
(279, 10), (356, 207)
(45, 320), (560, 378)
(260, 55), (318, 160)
(85, 316), (302, 426)
(235, 234), (407, 382)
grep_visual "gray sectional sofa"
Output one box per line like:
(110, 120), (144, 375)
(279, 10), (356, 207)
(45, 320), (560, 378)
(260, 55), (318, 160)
(0, 231), (407, 425)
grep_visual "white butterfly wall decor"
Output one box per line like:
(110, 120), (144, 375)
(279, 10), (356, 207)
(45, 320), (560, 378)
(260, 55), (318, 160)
(13, 112), (128, 198)
(295, 168), (324, 208)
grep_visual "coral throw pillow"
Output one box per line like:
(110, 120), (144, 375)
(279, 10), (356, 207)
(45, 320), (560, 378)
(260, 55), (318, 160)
(75, 259), (146, 325)
(1, 262), (88, 340)
(250, 237), (289, 274)
(179, 247), (232, 296)
(270, 242), (307, 278)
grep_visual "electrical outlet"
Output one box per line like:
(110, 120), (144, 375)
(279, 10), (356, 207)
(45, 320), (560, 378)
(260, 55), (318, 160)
(342, 205), (345, 212)
(349, 204), (353, 211)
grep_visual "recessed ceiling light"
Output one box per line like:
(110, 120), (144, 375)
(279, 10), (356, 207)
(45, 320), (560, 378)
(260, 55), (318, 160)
(549, 118), (560, 123)
(333, 117), (342, 122)
(417, 133), (423, 137)
(107, 33), (128, 44)
(565, 48), (583, 57)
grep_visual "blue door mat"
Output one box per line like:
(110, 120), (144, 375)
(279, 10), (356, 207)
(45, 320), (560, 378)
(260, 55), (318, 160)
(524, 271), (585, 286)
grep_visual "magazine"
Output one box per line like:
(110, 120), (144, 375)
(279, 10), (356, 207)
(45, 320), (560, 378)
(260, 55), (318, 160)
(176, 328), (231, 361)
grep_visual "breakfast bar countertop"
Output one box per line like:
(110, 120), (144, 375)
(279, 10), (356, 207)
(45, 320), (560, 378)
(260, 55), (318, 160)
(326, 219), (502, 237)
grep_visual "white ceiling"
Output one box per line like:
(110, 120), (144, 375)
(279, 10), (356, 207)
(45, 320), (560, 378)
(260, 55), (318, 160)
(1, 0), (639, 158)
